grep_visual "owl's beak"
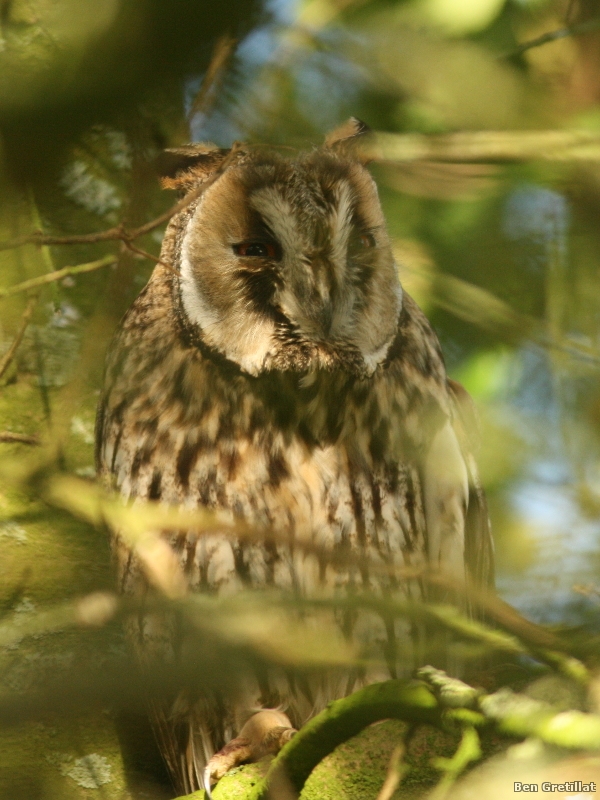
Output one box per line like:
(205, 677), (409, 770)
(305, 257), (340, 339)
(314, 300), (334, 337)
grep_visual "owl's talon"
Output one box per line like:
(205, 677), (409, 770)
(203, 766), (212, 800)
(204, 710), (297, 792)
(205, 735), (253, 790)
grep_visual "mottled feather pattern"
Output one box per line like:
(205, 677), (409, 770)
(99, 267), (445, 590)
(96, 123), (493, 794)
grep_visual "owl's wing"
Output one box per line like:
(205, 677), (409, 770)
(447, 378), (495, 594)
(420, 377), (494, 617)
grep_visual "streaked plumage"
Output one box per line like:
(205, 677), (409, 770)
(96, 119), (493, 795)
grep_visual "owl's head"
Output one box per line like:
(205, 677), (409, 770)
(162, 119), (402, 378)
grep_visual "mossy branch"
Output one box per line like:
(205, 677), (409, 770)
(478, 687), (600, 747)
(247, 680), (441, 799)
(241, 670), (600, 800)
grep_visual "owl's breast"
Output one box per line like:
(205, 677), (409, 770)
(101, 384), (427, 597)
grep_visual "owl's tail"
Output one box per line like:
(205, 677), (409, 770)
(148, 694), (221, 796)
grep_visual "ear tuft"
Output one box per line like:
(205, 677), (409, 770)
(324, 117), (371, 148)
(324, 118), (373, 163)
(156, 143), (232, 191)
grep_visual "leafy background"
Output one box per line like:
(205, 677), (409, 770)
(2, 0), (600, 798)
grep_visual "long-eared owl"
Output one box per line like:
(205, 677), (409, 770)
(95, 118), (493, 796)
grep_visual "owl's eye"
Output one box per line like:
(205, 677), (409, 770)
(359, 232), (376, 248)
(349, 231), (377, 256)
(234, 241), (279, 258)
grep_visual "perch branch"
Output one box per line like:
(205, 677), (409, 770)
(247, 681), (440, 800)
(248, 670), (600, 800)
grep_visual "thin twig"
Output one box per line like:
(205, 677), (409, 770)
(506, 15), (600, 59)
(122, 241), (161, 263)
(376, 745), (407, 800)
(44, 475), (570, 660)
(0, 143), (243, 261)
(372, 130), (600, 164)
(0, 294), (39, 380)
(188, 34), (236, 122)
(0, 255), (117, 299)
(0, 145), (243, 297)
(121, 240), (178, 276)
(0, 431), (39, 445)
(0, 228), (123, 252)
(126, 182), (206, 239)
(0, 186), (197, 252)
(400, 262), (600, 368)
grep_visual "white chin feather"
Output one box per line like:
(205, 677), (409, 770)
(361, 282), (403, 374)
(179, 219), (276, 376)
(362, 339), (393, 375)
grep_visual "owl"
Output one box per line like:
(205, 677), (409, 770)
(95, 118), (493, 797)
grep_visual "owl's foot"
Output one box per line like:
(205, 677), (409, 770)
(203, 709), (296, 798)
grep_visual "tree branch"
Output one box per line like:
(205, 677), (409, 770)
(0, 293), (39, 379)
(0, 144), (242, 262)
(121, 240), (179, 276)
(0, 255), (117, 299)
(376, 745), (407, 800)
(187, 34), (236, 123)
(507, 16), (600, 59)
(248, 681), (441, 800)
(40, 474), (576, 664)
(372, 130), (600, 164)
(0, 431), (39, 445)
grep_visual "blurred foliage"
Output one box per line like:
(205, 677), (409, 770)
(3, 0), (600, 798)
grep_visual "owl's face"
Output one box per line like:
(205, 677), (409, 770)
(172, 135), (402, 378)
